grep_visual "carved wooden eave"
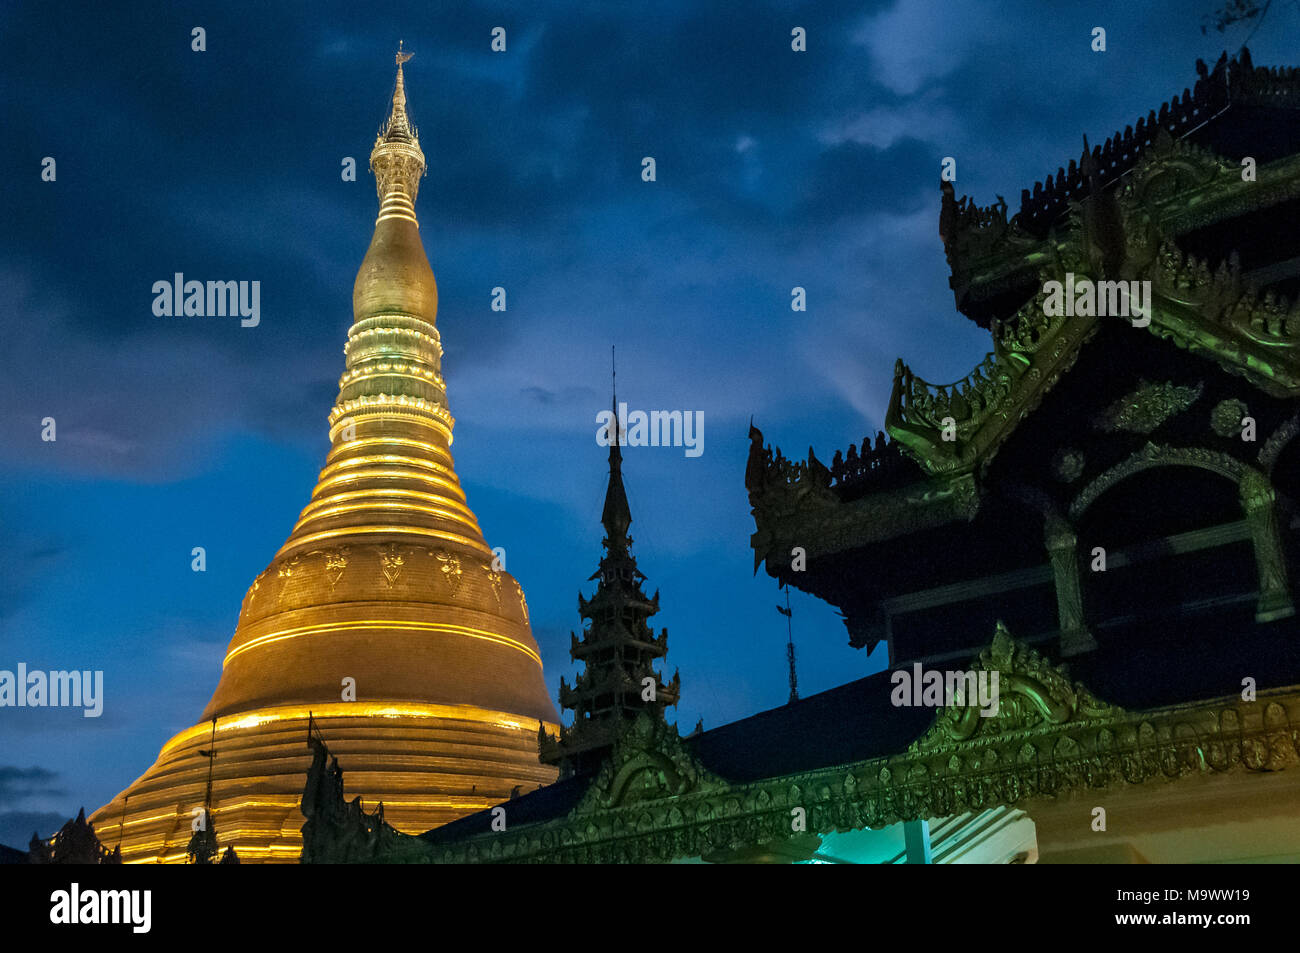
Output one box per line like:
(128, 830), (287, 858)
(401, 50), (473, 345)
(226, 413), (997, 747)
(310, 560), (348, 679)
(1139, 259), (1300, 398)
(428, 625), (1300, 864)
(746, 458), (978, 579)
(884, 292), (1101, 480)
(885, 275), (1300, 485)
(1141, 145), (1300, 236)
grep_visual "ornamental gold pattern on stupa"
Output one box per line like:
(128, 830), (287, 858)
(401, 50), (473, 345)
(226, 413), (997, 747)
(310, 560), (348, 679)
(91, 50), (559, 863)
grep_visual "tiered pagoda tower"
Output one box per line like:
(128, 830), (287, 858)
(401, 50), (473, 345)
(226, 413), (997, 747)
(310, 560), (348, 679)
(90, 51), (558, 863)
(540, 407), (680, 776)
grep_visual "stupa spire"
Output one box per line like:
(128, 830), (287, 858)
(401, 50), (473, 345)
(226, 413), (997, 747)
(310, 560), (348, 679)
(369, 42), (425, 226)
(383, 42), (416, 143)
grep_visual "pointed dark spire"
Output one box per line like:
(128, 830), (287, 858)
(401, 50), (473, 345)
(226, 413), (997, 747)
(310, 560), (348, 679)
(601, 421), (632, 547)
(601, 346), (631, 547)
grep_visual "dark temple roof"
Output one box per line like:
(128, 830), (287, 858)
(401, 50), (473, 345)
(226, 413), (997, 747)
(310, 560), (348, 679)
(1012, 49), (1300, 238)
(0, 843), (27, 864)
(687, 669), (933, 783)
(419, 771), (594, 845)
(420, 668), (935, 840)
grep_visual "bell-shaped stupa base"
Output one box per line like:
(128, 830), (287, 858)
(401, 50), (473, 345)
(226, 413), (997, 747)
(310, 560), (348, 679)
(91, 704), (556, 863)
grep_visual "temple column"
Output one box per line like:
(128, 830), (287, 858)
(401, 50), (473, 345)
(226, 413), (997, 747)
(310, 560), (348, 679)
(1240, 469), (1294, 622)
(1045, 515), (1097, 656)
(904, 819), (933, 864)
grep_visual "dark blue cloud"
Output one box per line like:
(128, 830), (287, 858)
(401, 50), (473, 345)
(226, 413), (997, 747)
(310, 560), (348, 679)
(0, 766), (66, 804)
(797, 136), (938, 220)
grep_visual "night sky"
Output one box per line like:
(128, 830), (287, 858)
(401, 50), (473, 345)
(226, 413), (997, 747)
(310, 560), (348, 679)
(1, 0), (1295, 846)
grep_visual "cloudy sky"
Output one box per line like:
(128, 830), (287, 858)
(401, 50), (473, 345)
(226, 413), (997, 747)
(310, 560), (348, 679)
(1, 0), (1295, 845)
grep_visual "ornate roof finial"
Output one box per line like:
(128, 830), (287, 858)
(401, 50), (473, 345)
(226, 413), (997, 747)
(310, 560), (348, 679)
(602, 347), (632, 546)
(383, 42), (416, 143)
(370, 43), (425, 224)
(603, 347), (631, 536)
(611, 344), (618, 448)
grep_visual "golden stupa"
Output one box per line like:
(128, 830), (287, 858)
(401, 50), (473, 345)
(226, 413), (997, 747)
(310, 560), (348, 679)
(91, 51), (558, 863)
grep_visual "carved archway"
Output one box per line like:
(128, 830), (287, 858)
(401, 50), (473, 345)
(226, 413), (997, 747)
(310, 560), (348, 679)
(607, 751), (682, 807)
(1069, 443), (1245, 521)
(1258, 412), (1300, 477)
(1070, 444), (1292, 625)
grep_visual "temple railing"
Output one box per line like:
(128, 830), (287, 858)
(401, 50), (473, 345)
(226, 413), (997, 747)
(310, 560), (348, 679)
(829, 432), (914, 498)
(1014, 52), (1233, 235)
(745, 423), (921, 515)
(943, 48), (1300, 270)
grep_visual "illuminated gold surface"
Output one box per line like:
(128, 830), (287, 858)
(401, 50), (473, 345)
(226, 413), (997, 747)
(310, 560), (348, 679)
(92, 706), (558, 864)
(91, 56), (558, 862)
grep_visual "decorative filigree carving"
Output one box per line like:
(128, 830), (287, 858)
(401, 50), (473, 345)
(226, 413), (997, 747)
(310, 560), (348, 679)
(883, 282), (1098, 478)
(748, 428), (980, 592)
(938, 50), (1300, 398)
(745, 424), (844, 570)
(1092, 380), (1203, 434)
(944, 52), (1277, 279)
(744, 426), (837, 509)
(574, 712), (726, 815)
(1051, 448), (1085, 483)
(1124, 128), (1236, 210)
(372, 152), (425, 206)
(513, 578), (529, 624)
(1017, 53), (1234, 235)
(893, 352), (1016, 442)
(432, 550), (462, 591)
(482, 563), (504, 608)
(911, 622), (1117, 752)
(1148, 241), (1300, 344)
(939, 181), (1036, 286)
(1211, 399), (1251, 438)
(379, 544), (404, 587)
(304, 547), (350, 592)
(828, 431), (911, 496)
